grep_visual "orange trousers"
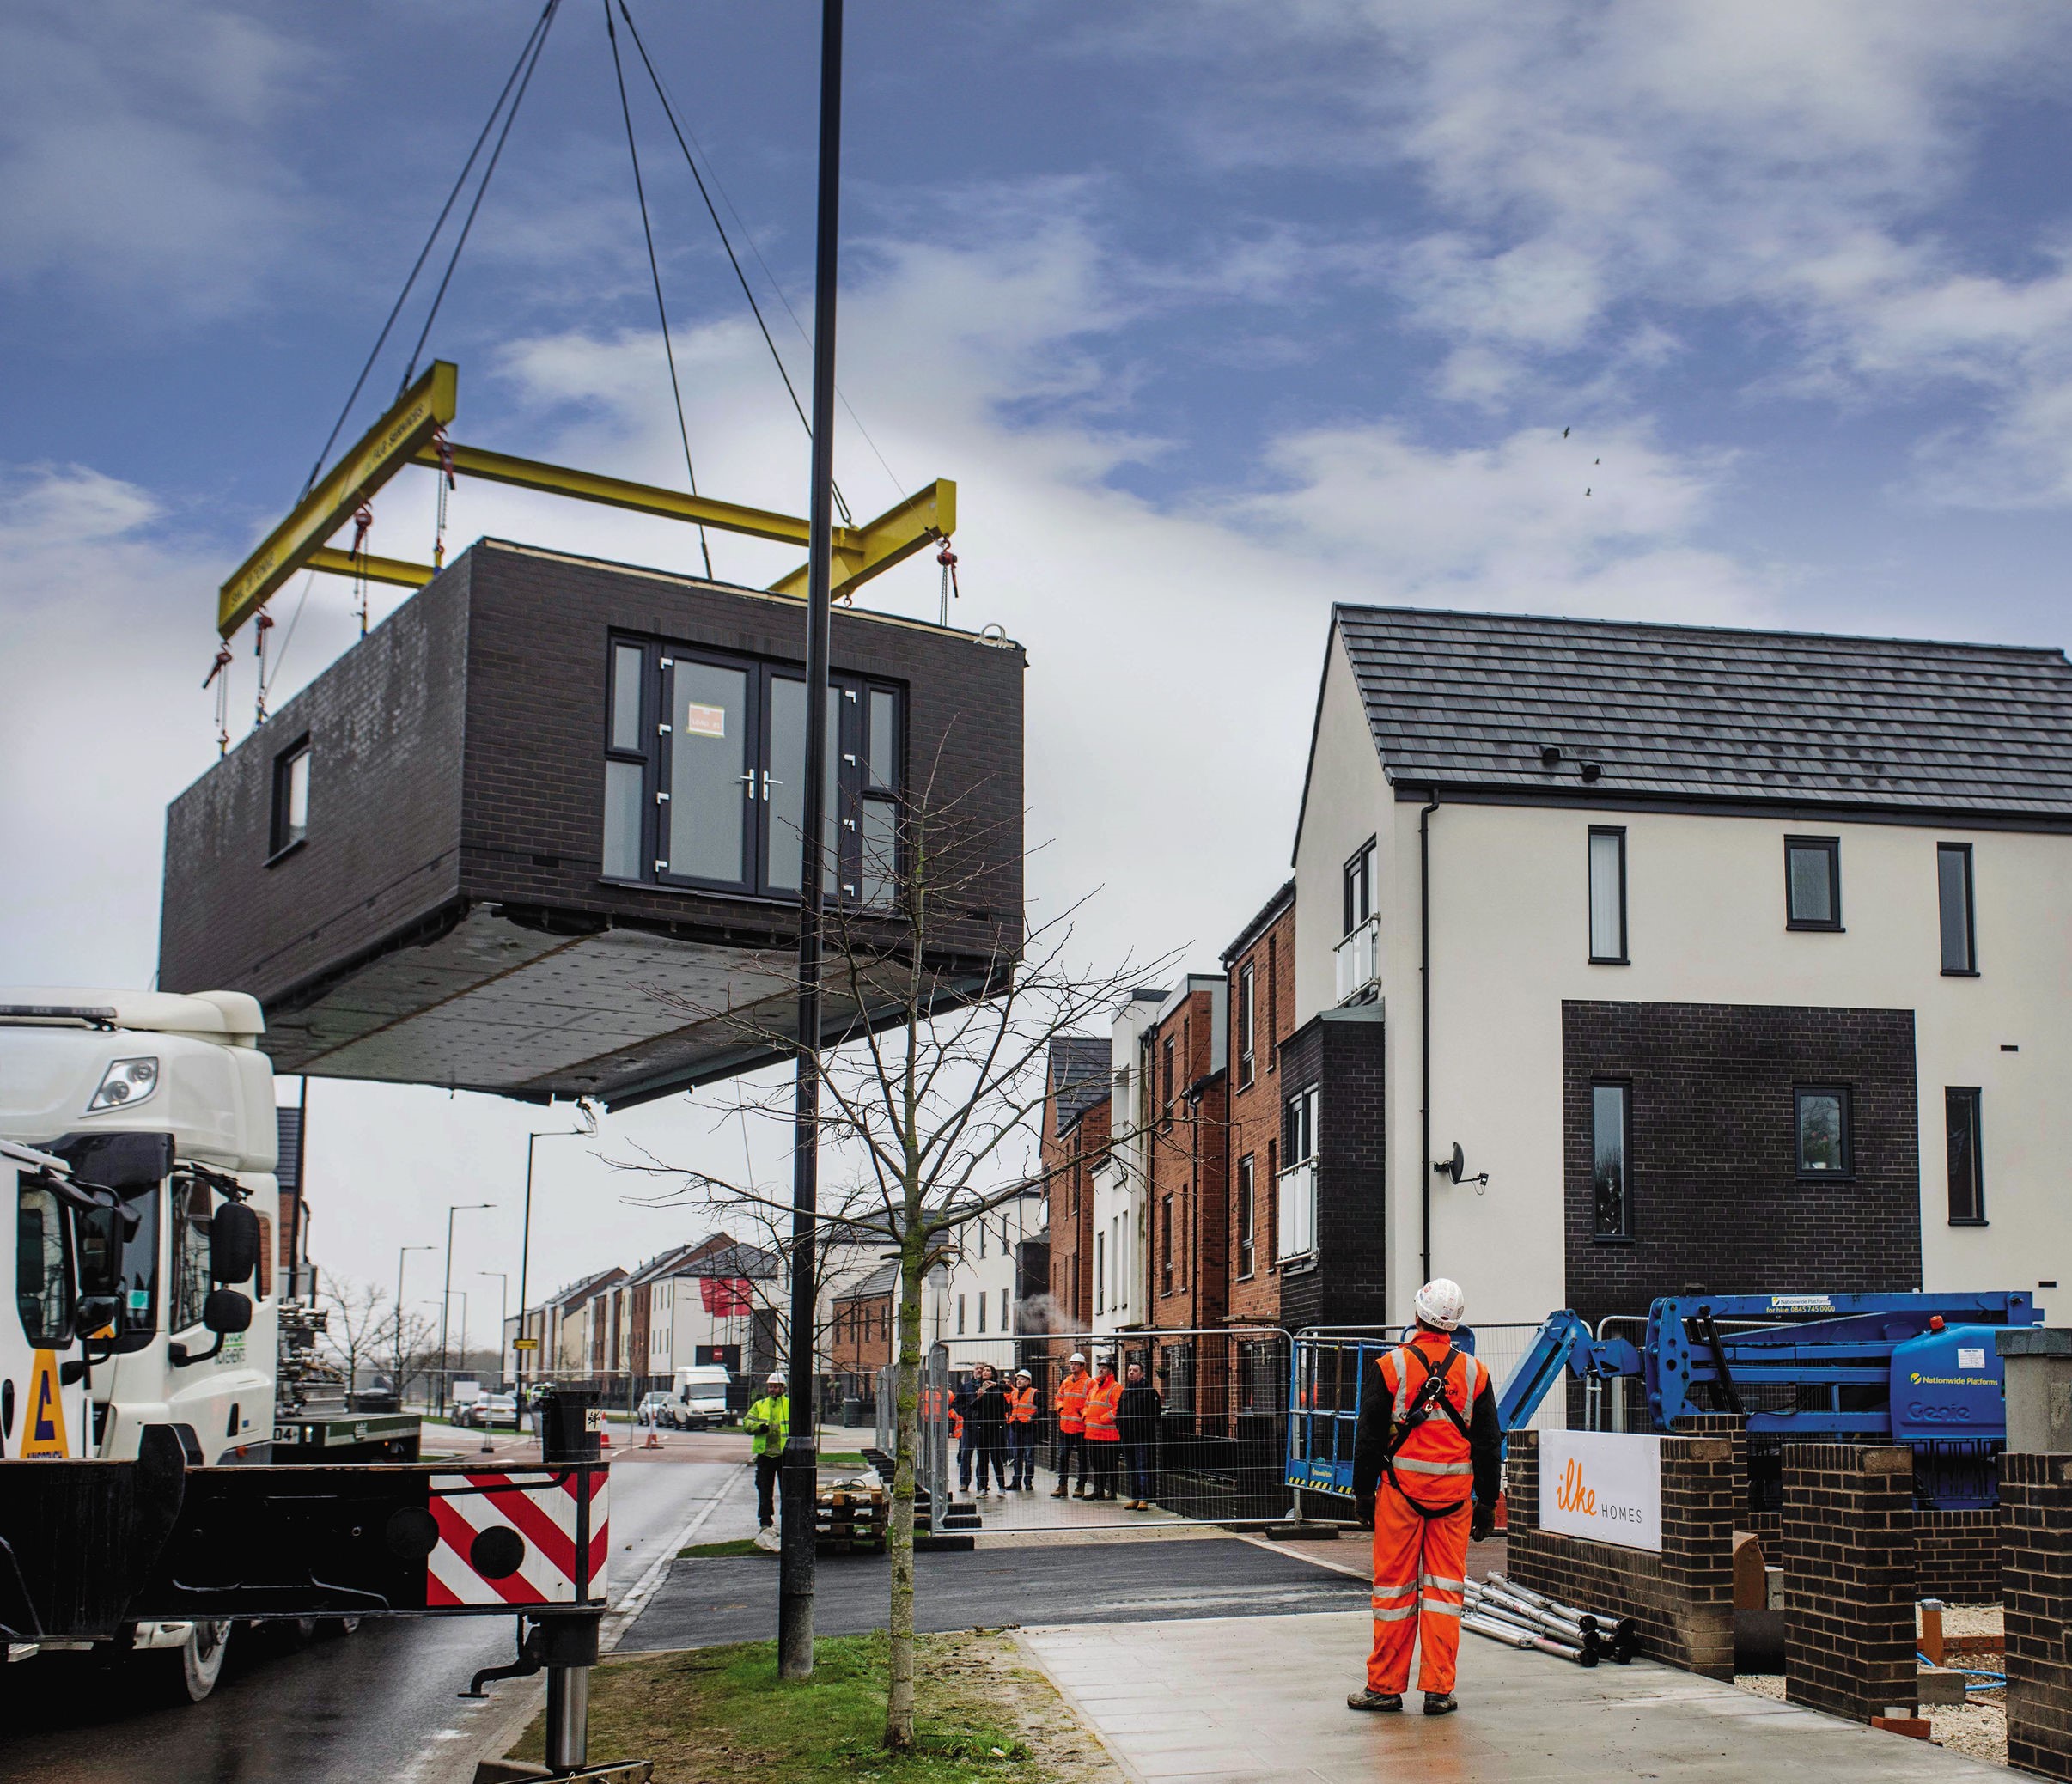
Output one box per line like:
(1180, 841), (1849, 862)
(1367, 1482), (1471, 1695)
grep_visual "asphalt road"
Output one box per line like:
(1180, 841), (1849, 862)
(0, 1452), (742, 1784)
(622, 1537), (1371, 1653)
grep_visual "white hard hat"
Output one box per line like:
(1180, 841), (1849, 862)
(1068, 1351), (1086, 1364)
(1015, 1368), (1033, 1379)
(766, 1372), (785, 1386)
(1414, 1278), (1466, 1331)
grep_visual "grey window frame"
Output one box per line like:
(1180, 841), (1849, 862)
(1237, 961), (1256, 1087)
(1784, 836), (1843, 931)
(267, 735), (312, 862)
(1938, 843), (1978, 976)
(1588, 826), (1628, 965)
(1946, 1087), (1985, 1225)
(1343, 839), (1376, 937)
(1590, 1080), (1632, 1243)
(1794, 1083), (1854, 1179)
(1236, 1154), (1256, 1280)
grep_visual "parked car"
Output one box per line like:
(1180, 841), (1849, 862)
(636, 1391), (678, 1428)
(456, 1391), (520, 1429)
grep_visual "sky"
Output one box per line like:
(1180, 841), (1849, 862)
(7, 0), (2072, 1330)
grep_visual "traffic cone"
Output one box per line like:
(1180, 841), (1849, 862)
(643, 1428), (661, 1451)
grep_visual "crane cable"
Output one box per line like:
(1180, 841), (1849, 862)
(604, 0), (713, 579)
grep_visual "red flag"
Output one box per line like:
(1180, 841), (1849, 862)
(699, 1276), (752, 1317)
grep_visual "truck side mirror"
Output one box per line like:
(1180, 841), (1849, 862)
(76, 1293), (122, 1337)
(203, 1288), (253, 1335)
(74, 1203), (125, 1298)
(209, 1201), (259, 1286)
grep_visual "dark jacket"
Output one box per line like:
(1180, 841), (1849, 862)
(967, 1379), (1009, 1442)
(1350, 1336), (1502, 1514)
(1115, 1382), (1162, 1446)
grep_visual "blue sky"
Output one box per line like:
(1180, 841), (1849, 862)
(9, 0), (2072, 1302)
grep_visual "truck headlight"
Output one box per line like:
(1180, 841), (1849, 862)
(87, 1056), (160, 1112)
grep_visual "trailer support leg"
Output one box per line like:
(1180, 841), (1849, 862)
(539, 1610), (601, 1775)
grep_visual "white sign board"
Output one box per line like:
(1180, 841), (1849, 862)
(1539, 1431), (1662, 1553)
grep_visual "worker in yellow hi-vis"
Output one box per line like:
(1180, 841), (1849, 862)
(743, 1372), (789, 1554)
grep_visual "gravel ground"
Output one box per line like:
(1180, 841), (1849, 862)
(1734, 1669), (2008, 1767)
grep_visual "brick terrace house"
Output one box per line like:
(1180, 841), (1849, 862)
(1289, 604), (2072, 1330)
(831, 1261), (898, 1391)
(1221, 880), (1297, 1329)
(1041, 1036), (1112, 1336)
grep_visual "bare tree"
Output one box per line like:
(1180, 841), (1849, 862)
(320, 1278), (393, 1402)
(611, 777), (1168, 1751)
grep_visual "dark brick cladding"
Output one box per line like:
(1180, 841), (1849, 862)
(2002, 1452), (2072, 1781)
(160, 539), (1025, 1010)
(1779, 1444), (1916, 1722)
(1562, 1001), (1921, 1330)
(1277, 1008), (1386, 1333)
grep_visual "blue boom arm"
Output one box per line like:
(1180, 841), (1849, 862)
(1496, 1311), (1641, 1431)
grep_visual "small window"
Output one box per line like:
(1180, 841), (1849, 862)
(956, 1294), (966, 1335)
(1002, 1286), (1009, 1331)
(1591, 1083), (1630, 1240)
(1094, 1232), (1104, 1316)
(1161, 1038), (1175, 1127)
(1785, 837), (1842, 930)
(1285, 1085), (1318, 1165)
(1588, 828), (1627, 964)
(1938, 843), (1976, 975)
(1160, 1193), (1174, 1294)
(978, 1288), (988, 1332)
(1946, 1088), (1984, 1224)
(1795, 1085), (1852, 1178)
(1236, 1155), (1256, 1279)
(16, 1176), (74, 1348)
(1344, 840), (1376, 936)
(269, 738), (311, 859)
(1238, 962), (1256, 1086)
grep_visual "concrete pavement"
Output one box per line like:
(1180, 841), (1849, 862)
(1019, 1610), (2008, 1784)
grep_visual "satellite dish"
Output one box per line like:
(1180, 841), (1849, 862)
(1432, 1142), (1466, 1184)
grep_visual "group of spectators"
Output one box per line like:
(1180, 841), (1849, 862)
(955, 1352), (1165, 1509)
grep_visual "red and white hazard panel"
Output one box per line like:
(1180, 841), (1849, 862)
(425, 1470), (610, 1607)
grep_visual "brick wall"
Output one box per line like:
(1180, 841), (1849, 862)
(2003, 1452), (2072, 1781)
(1779, 1444), (1916, 1721)
(1043, 1097), (1108, 1339)
(1278, 1008), (1387, 1332)
(1224, 894), (1295, 1328)
(1917, 1508), (2001, 1602)
(1562, 1001), (1922, 1330)
(1505, 1428), (1737, 1678)
(1147, 987), (1228, 1332)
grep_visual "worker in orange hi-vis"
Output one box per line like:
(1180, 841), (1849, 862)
(1346, 1278), (1502, 1718)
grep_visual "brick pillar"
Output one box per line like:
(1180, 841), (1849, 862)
(1673, 1412), (1749, 1518)
(1780, 1444), (1916, 1721)
(2003, 1452), (2072, 1781)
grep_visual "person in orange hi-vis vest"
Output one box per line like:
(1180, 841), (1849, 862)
(1005, 1368), (1040, 1490)
(1051, 1352), (1091, 1499)
(1346, 1278), (1502, 1718)
(1082, 1355), (1123, 1500)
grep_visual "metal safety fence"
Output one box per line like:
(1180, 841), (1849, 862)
(874, 1328), (1295, 1531)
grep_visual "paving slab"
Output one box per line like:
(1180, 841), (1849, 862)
(1018, 1610), (2009, 1784)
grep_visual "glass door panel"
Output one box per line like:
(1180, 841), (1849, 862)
(667, 659), (752, 886)
(765, 674), (844, 897)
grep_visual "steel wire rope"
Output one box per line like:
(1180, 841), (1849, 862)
(615, 0), (895, 520)
(299, 0), (557, 499)
(605, 0), (713, 579)
(398, 0), (565, 393)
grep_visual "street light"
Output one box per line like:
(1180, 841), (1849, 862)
(394, 1245), (436, 1411)
(478, 1270), (509, 1385)
(515, 1112), (595, 1402)
(440, 1203), (496, 1418)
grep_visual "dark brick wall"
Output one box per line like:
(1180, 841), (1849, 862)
(1148, 988), (1228, 1332)
(1506, 1429), (1737, 1677)
(1917, 1508), (2001, 1602)
(2002, 1452), (2072, 1780)
(1779, 1444), (1916, 1721)
(1225, 897), (1296, 1329)
(1563, 1001), (1922, 1330)
(1278, 1008), (1386, 1332)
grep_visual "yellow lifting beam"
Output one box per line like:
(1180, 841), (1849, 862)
(216, 358), (955, 638)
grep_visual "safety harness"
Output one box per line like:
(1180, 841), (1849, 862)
(1379, 1344), (1474, 1520)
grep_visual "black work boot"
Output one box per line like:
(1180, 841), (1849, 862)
(1423, 1692), (1458, 1717)
(1346, 1689), (1403, 1713)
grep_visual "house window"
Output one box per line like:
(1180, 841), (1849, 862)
(1236, 1155), (1256, 1279)
(956, 1294), (966, 1335)
(1785, 837), (1843, 930)
(1946, 1088), (1984, 1224)
(1286, 1085), (1318, 1166)
(977, 1222), (986, 1261)
(1938, 843), (1977, 974)
(1344, 839), (1376, 935)
(1094, 1232), (1105, 1315)
(1161, 1195), (1173, 1294)
(1265, 934), (1278, 1068)
(1591, 1083), (1630, 1241)
(1795, 1085), (1852, 1177)
(600, 637), (902, 903)
(1002, 1286), (1010, 1331)
(1161, 1038), (1175, 1128)
(1588, 827), (1627, 964)
(1238, 962), (1256, 1087)
(978, 1288), (988, 1333)
(269, 737), (311, 859)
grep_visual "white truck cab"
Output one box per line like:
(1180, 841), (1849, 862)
(0, 990), (279, 1466)
(0, 1138), (94, 1461)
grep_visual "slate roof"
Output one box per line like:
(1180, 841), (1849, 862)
(1048, 1035), (1112, 1133)
(834, 1261), (901, 1302)
(1335, 606), (2072, 818)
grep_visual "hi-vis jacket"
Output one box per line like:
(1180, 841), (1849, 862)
(1055, 1371), (1090, 1435)
(1006, 1385), (1039, 1425)
(1350, 1328), (1502, 1512)
(1082, 1375), (1122, 1442)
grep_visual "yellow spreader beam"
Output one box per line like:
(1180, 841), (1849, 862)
(216, 358), (955, 638)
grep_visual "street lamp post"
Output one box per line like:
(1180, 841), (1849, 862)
(394, 1244), (436, 1411)
(516, 1123), (592, 1403)
(439, 1203), (496, 1418)
(479, 1271), (509, 1384)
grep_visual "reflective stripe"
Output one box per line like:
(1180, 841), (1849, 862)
(1373, 1604), (1418, 1623)
(1393, 1457), (1472, 1475)
(1420, 1598), (1464, 1618)
(1389, 1349), (1411, 1422)
(1373, 1583), (1416, 1600)
(1420, 1574), (1467, 1592)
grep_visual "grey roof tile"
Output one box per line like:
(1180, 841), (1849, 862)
(1335, 606), (2072, 816)
(1048, 1035), (1112, 1133)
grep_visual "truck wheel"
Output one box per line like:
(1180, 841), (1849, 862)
(175, 1621), (231, 1701)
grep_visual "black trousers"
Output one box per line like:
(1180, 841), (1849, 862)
(1089, 1441), (1119, 1495)
(755, 1453), (783, 1525)
(1056, 1431), (1088, 1487)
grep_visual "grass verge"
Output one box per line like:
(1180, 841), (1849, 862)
(818, 1451), (869, 1470)
(678, 1538), (765, 1558)
(509, 1630), (1116, 1784)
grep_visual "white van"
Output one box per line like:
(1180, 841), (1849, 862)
(670, 1364), (734, 1430)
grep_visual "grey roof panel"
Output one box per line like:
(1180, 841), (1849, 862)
(1049, 1035), (1112, 1133)
(1335, 606), (2072, 815)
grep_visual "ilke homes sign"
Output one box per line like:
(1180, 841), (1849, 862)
(1539, 1431), (1662, 1553)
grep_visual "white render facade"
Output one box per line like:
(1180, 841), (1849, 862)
(1089, 989), (1166, 1336)
(926, 1185), (1046, 1367)
(1290, 606), (2072, 1332)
